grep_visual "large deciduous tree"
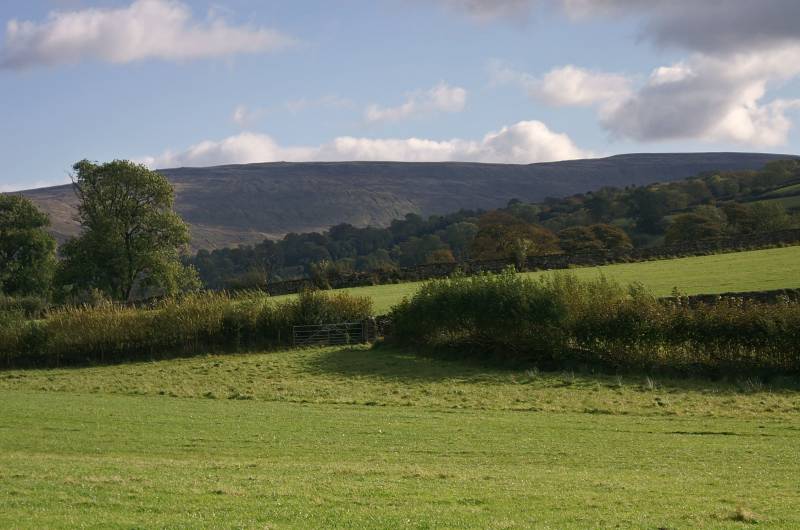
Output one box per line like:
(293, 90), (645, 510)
(0, 194), (56, 297)
(471, 211), (560, 266)
(57, 160), (198, 301)
(664, 213), (725, 246)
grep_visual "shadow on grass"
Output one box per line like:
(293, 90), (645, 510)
(308, 344), (800, 393)
(304, 344), (501, 381)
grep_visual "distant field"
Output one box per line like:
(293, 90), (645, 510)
(305, 246), (800, 314)
(761, 182), (800, 198)
(757, 194), (800, 210)
(2, 345), (799, 528)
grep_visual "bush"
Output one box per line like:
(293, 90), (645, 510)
(0, 294), (49, 319)
(388, 269), (800, 375)
(0, 289), (372, 368)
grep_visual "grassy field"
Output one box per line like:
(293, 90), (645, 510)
(757, 195), (800, 211)
(760, 182), (800, 198)
(2, 345), (799, 528)
(302, 246), (800, 314)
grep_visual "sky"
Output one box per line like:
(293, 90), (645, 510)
(1, 0), (800, 191)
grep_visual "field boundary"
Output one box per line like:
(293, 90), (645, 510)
(264, 229), (800, 296)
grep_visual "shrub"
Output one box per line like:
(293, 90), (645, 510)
(388, 269), (800, 375)
(0, 289), (372, 368)
(0, 294), (49, 319)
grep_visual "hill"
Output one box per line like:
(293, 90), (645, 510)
(19, 152), (796, 250)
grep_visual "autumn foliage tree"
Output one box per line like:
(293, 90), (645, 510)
(471, 211), (559, 266)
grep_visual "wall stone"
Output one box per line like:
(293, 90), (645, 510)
(263, 228), (800, 297)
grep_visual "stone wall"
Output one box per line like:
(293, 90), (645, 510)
(263, 228), (800, 297)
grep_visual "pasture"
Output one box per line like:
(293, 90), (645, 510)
(317, 246), (800, 314)
(1, 345), (799, 528)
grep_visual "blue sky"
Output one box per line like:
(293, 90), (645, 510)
(2, 0), (800, 190)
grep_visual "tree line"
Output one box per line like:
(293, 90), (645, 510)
(2, 158), (799, 301)
(190, 160), (800, 290)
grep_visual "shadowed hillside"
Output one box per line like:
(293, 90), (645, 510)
(19, 152), (797, 250)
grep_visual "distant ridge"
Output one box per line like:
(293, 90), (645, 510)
(18, 152), (797, 250)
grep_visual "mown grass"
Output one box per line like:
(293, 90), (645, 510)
(304, 246), (800, 314)
(1, 345), (799, 528)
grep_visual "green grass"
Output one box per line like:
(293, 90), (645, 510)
(755, 195), (800, 210)
(759, 182), (800, 198)
(307, 246), (800, 314)
(1, 345), (799, 528)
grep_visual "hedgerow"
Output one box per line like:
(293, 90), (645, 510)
(0, 290), (372, 367)
(388, 269), (800, 375)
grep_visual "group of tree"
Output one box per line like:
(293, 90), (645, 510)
(1, 160), (196, 303)
(3, 158), (800, 299)
(190, 159), (800, 289)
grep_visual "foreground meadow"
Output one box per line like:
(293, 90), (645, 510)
(320, 246), (800, 313)
(2, 345), (799, 528)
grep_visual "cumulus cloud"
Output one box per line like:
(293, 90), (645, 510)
(476, 0), (800, 147)
(1, 0), (293, 69)
(562, 0), (800, 55)
(601, 49), (800, 146)
(492, 62), (630, 111)
(437, 0), (800, 54)
(365, 82), (467, 123)
(143, 120), (589, 168)
(502, 48), (800, 147)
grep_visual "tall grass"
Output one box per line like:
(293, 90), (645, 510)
(0, 290), (372, 367)
(388, 269), (800, 375)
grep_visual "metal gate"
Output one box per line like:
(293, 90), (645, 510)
(292, 320), (378, 347)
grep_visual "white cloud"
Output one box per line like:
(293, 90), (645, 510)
(437, 1), (800, 147)
(231, 105), (267, 128)
(562, 0), (800, 55)
(438, 1), (800, 55)
(1, 0), (294, 69)
(536, 66), (630, 107)
(601, 48), (800, 146)
(143, 120), (589, 168)
(496, 50), (800, 147)
(493, 62), (630, 111)
(365, 82), (467, 123)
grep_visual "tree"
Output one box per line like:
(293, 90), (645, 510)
(558, 224), (633, 254)
(393, 234), (450, 267)
(56, 160), (198, 301)
(723, 202), (792, 235)
(590, 224), (633, 252)
(439, 221), (478, 260)
(664, 214), (724, 246)
(0, 194), (56, 297)
(745, 202), (792, 233)
(627, 187), (688, 234)
(557, 226), (604, 254)
(471, 211), (559, 265)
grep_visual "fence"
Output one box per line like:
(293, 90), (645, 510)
(292, 319), (379, 347)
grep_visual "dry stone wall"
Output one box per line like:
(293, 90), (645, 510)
(264, 228), (800, 296)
